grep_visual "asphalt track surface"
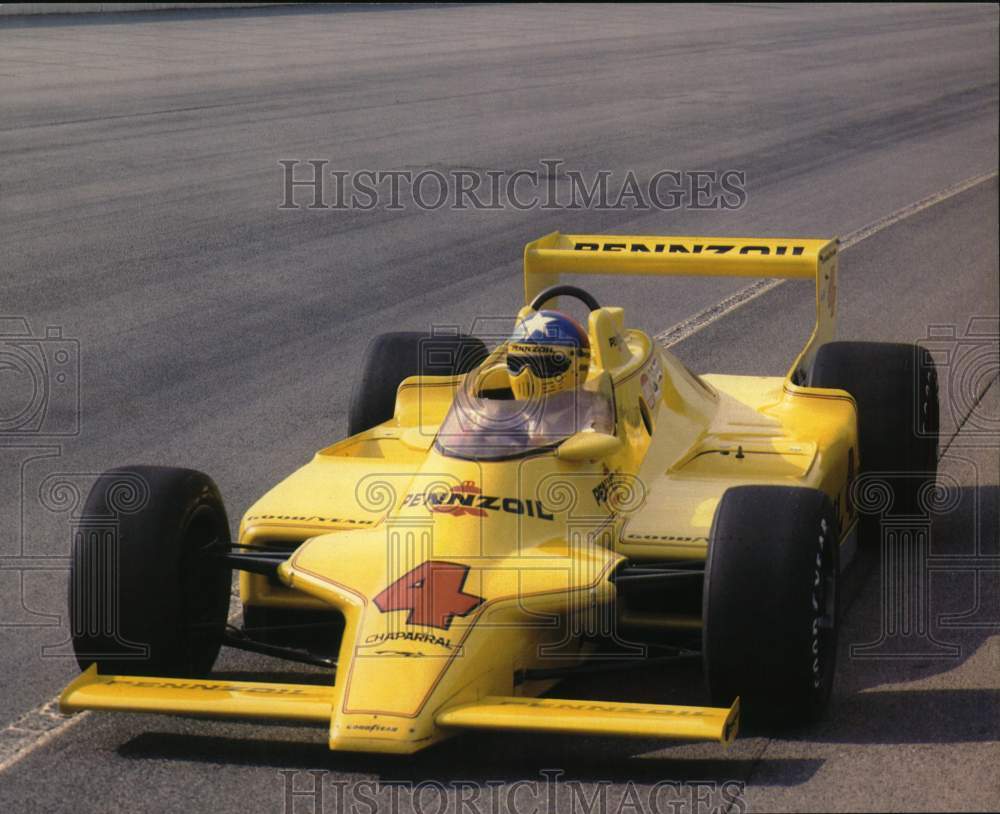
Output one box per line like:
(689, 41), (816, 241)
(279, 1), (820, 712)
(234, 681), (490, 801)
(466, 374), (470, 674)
(0, 4), (998, 812)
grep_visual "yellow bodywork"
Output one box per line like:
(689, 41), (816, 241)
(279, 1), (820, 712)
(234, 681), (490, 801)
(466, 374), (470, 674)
(61, 232), (856, 754)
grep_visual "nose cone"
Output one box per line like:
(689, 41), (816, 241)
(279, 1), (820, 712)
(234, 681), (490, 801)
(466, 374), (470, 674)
(279, 520), (620, 753)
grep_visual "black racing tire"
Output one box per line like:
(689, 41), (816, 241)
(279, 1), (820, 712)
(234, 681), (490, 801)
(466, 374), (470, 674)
(810, 341), (939, 519)
(70, 466), (232, 677)
(348, 332), (489, 436)
(703, 486), (839, 725)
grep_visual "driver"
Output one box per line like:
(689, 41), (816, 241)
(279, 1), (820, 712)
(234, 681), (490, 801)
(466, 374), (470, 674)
(507, 310), (590, 399)
(506, 310), (612, 441)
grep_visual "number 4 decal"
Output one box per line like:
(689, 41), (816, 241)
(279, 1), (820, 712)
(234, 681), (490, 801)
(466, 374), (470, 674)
(373, 561), (484, 630)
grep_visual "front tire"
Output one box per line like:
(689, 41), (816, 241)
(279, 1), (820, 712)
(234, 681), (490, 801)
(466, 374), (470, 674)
(703, 486), (839, 725)
(70, 466), (232, 677)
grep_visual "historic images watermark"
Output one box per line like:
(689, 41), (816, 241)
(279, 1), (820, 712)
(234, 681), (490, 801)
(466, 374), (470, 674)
(0, 316), (80, 437)
(277, 159), (747, 212)
(921, 317), (999, 441)
(0, 316), (83, 638)
(279, 771), (748, 814)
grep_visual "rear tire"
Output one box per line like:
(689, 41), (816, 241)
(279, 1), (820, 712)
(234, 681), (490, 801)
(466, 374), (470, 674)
(348, 332), (488, 436)
(703, 486), (839, 725)
(70, 466), (232, 677)
(810, 341), (939, 520)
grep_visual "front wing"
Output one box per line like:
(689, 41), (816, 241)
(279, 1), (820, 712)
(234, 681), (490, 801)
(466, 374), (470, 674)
(61, 665), (739, 748)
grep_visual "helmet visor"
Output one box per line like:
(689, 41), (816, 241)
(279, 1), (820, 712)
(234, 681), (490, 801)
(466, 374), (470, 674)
(507, 351), (573, 378)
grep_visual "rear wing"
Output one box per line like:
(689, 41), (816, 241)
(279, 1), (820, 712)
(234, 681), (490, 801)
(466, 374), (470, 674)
(523, 232), (839, 382)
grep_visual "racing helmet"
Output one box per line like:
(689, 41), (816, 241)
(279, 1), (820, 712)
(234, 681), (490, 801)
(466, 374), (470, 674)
(507, 310), (590, 400)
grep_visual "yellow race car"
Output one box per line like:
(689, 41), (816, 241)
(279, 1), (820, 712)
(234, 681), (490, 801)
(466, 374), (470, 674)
(61, 232), (939, 754)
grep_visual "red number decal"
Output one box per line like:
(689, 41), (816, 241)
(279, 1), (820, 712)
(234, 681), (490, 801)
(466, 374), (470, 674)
(373, 561), (484, 630)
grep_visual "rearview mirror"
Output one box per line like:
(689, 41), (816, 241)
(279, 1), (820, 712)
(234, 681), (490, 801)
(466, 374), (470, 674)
(556, 431), (623, 462)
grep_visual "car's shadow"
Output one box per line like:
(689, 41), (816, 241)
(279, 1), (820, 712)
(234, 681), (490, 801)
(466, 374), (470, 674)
(804, 478), (999, 746)
(116, 728), (823, 787)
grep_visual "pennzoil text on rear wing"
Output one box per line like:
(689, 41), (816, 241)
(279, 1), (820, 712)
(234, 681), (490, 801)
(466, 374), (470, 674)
(523, 232), (839, 384)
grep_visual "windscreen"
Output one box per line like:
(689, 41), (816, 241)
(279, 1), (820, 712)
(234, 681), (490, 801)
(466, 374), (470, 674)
(435, 355), (615, 461)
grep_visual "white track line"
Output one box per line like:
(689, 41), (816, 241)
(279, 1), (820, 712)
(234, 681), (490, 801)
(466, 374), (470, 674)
(0, 698), (89, 773)
(0, 168), (996, 774)
(654, 169), (998, 347)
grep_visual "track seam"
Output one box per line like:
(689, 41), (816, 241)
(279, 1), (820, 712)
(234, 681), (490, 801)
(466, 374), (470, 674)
(0, 169), (996, 775)
(937, 373), (999, 461)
